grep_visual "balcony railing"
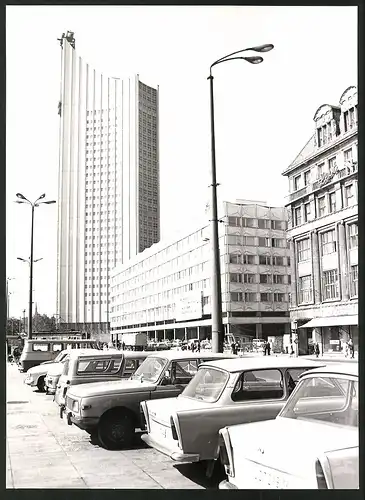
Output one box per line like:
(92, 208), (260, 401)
(287, 161), (358, 204)
(288, 185), (310, 202)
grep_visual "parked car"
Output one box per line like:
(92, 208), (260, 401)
(218, 363), (358, 489)
(140, 357), (323, 476)
(24, 348), (73, 392)
(18, 338), (97, 371)
(54, 350), (147, 409)
(62, 351), (236, 450)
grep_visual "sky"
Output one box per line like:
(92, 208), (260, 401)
(6, 5), (358, 319)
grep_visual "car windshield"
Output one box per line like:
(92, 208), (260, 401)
(280, 376), (358, 428)
(181, 367), (229, 403)
(54, 351), (66, 363)
(131, 356), (167, 383)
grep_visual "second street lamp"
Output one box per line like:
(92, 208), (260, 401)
(208, 43), (274, 353)
(15, 193), (56, 339)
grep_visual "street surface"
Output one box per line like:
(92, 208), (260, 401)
(6, 363), (221, 489)
(6, 353), (356, 489)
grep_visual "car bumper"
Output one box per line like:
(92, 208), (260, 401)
(141, 433), (200, 463)
(24, 378), (36, 387)
(219, 480), (238, 490)
(61, 408), (99, 431)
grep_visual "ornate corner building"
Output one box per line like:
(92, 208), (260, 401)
(283, 86), (358, 355)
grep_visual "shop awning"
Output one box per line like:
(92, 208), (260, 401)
(299, 315), (358, 329)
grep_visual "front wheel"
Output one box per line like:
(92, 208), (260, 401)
(37, 376), (46, 393)
(98, 410), (135, 450)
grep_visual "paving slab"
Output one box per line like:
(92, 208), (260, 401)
(81, 471), (161, 489)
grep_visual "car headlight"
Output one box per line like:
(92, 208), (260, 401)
(72, 400), (79, 412)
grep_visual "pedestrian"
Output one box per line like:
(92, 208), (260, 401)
(122, 341), (126, 351)
(266, 341), (271, 356)
(290, 343), (294, 357)
(197, 339), (201, 352)
(347, 338), (354, 359)
(13, 346), (20, 364)
(315, 343), (320, 358)
(231, 342), (236, 355)
(263, 342), (267, 356)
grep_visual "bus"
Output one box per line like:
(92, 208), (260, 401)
(18, 338), (97, 372)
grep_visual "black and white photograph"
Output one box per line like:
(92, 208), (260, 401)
(6, 5), (358, 490)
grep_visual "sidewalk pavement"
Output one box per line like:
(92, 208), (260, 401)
(6, 363), (205, 489)
(303, 354), (358, 363)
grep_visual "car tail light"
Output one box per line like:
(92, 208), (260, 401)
(170, 417), (178, 441)
(218, 435), (230, 466)
(315, 460), (328, 489)
(140, 402), (150, 432)
(219, 429), (235, 477)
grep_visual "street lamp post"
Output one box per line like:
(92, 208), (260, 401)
(6, 278), (14, 321)
(15, 193), (56, 339)
(208, 43), (274, 353)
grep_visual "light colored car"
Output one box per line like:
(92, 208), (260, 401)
(54, 350), (147, 410)
(24, 349), (72, 392)
(219, 363), (358, 489)
(44, 348), (107, 395)
(140, 357), (323, 476)
(62, 351), (236, 450)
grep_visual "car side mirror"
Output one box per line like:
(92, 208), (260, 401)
(163, 370), (172, 385)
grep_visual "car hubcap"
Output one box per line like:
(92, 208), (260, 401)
(110, 421), (125, 442)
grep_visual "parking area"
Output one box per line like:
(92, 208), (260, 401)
(6, 363), (220, 489)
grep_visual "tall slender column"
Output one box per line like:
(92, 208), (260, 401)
(255, 323), (262, 339)
(337, 221), (349, 300)
(311, 230), (321, 304)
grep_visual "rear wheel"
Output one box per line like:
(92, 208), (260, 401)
(98, 410), (135, 450)
(37, 376), (46, 393)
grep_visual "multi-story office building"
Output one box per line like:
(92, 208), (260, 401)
(110, 201), (291, 342)
(283, 85), (358, 355)
(56, 31), (160, 335)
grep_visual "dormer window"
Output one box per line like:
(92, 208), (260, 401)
(344, 107), (356, 132)
(317, 122), (333, 147)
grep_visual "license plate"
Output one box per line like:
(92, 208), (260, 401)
(244, 461), (289, 489)
(153, 422), (167, 438)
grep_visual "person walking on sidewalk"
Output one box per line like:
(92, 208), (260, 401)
(347, 338), (354, 359)
(314, 343), (320, 358)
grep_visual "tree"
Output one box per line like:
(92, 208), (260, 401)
(33, 313), (57, 332)
(6, 317), (22, 336)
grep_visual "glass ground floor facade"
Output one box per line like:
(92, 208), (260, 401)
(298, 323), (358, 355)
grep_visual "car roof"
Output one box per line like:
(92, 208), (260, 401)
(202, 356), (325, 373)
(60, 348), (100, 356)
(66, 349), (124, 359)
(146, 351), (236, 361)
(299, 362), (358, 378)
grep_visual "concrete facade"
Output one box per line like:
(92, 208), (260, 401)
(56, 32), (160, 334)
(283, 86), (358, 355)
(110, 201), (291, 342)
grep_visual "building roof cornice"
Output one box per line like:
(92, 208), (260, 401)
(282, 129), (357, 177)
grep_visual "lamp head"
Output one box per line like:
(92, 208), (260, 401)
(16, 193), (26, 200)
(243, 56), (263, 64)
(248, 43), (274, 53)
(39, 193), (46, 200)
